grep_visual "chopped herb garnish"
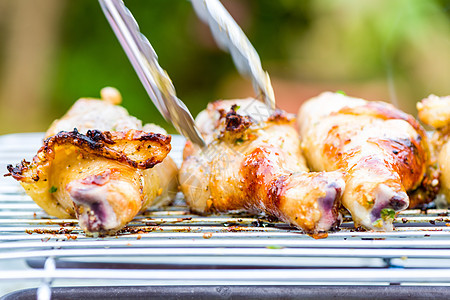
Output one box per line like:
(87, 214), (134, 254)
(235, 138), (244, 144)
(380, 208), (396, 221)
(266, 245), (284, 249)
(371, 219), (383, 228)
(231, 105), (241, 111)
(49, 186), (58, 193)
(336, 90), (346, 95)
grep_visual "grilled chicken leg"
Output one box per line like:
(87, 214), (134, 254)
(417, 95), (450, 204)
(180, 99), (345, 237)
(298, 92), (430, 231)
(7, 88), (178, 236)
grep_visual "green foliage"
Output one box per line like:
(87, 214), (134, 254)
(46, 0), (450, 132)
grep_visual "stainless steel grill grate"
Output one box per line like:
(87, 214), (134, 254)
(1, 133), (450, 298)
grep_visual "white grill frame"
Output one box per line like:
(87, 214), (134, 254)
(1, 133), (450, 297)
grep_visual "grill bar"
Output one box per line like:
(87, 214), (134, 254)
(1, 268), (450, 283)
(3, 247), (450, 261)
(2, 237), (450, 249)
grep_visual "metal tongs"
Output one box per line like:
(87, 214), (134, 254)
(191, 0), (275, 111)
(99, 0), (205, 147)
(99, 0), (274, 147)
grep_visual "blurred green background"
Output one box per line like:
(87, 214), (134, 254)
(0, 0), (449, 134)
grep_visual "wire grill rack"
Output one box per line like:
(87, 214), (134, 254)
(1, 133), (450, 298)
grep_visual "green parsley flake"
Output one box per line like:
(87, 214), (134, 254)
(380, 208), (396, 221)
(49, 186), (58, 193)
(235, 138), (244, 144)
(266, 245), (284, 249)
(371, 219), (384, 228)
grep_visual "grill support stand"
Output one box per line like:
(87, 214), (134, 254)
(37, 256), (54, 300)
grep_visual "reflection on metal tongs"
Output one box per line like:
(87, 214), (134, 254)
(99, 0), (205, 147)
(191, 0), (276, 111)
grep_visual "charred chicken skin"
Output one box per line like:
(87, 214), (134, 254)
(180, 99), (345, 237)
(298, 92), (430, 231)
(6, 88), (178, 236)
(417, 95), (450, 204)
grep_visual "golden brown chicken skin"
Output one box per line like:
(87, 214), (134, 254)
(417, 95), (450, 205)
(180, 99), (345, 237)
(6, 88), (178, 236)
(298, 92), (431, 231)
